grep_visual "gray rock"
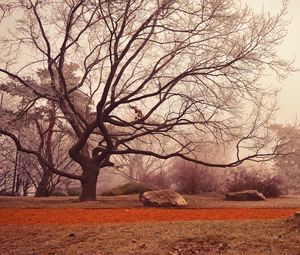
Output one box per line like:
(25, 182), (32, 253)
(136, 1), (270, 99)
(140, 189), (188, 207)
(225, 190), (266, 201)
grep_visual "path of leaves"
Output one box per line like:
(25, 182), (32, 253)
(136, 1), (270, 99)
(0, 208), (299, 224)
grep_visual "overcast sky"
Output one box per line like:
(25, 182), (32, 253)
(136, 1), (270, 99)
(245, 0), (300, 124)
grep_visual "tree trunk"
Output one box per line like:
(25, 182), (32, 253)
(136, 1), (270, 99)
(36, 102), (56, 197)
(35, 170), (52, 197)
(80, 167), (99, 201)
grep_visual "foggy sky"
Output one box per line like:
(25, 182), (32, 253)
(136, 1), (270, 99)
(245, 0), (300, 124)
(0, 0), (299, 124)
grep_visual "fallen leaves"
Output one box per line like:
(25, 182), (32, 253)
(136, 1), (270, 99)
(0, 208), (299, 225)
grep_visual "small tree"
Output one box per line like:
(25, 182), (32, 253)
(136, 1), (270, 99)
(0, 0), (294, 201)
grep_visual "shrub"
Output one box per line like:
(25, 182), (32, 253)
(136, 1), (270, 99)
(101, 182), (153, 196)
(226, 167), (287, 198)
(51, 190), (67, 196)
(0, 190), (13, 196)
(170, 159), (225, 194)
(66, 187), (81, 196)
(139, 171), (170, 189)
(262, 175), (288, 197)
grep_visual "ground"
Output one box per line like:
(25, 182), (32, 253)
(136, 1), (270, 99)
(0, 193), (300, 254)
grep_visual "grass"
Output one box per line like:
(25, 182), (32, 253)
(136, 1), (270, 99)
(1, 193), (300, 209)
(0, 220), (300, 254)
(1, 193), (300, 254)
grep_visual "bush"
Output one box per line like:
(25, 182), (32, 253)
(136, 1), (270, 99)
(101, 182), (153, 196)
(262, 175), (288, 197)
(0, 190), (13, 196)
(51, 190), (67, 196)
(139, 171), (170, 189)
(226, 167), (287, 198)
(170, 159), (225, 194)
(66, 187), (81, 196)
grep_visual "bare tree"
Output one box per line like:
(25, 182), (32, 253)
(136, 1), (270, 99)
(0, 0), (294, 201)
(32, 101), (80, 196)
(0, 103), (79, 196)
(0, 3), (14, 23)
(111, 134), (170, 184)
(271, 124), (300, 192)
(0, 86), (79, 196)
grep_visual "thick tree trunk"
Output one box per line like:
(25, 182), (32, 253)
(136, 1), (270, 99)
(80, 167), (99, 201)
(35, 170), (52, 197)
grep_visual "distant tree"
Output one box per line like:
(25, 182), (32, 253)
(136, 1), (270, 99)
(112, 135), (170, 187)
(0, 101), (78, 196)
(0, 66), (80, 196)
(272, 124), (300, 192)
(32, 102), (80, 197)
(0, 142), (34, 196)
(0, 0), (294, 201)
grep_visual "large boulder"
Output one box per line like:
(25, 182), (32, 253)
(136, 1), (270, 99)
(225, 190), (266, 201)
(140, 189), (188, 207)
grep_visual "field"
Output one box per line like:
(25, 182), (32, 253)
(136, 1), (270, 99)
(1, 194), (300, 254)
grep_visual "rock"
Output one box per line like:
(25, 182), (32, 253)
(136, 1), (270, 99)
(140, 189), (188, 207)
(225, 190), (266, 201)
(293, 211), (300, 224)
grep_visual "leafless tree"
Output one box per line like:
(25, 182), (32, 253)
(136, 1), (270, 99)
(0, 0), (294, 201)
(271, 124), (300, 192)
(0, 101), (79, 196)
(111, 135), (170, 184)
(0, 3), (14, 23)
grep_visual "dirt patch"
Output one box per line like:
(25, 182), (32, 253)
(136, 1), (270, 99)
(0, 208), (299, 224)
(171, 236), (229, 255)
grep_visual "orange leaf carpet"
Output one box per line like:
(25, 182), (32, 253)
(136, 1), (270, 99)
(0, 208), (299, 225)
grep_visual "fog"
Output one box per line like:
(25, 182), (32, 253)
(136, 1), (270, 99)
(244, 0), (300, 123)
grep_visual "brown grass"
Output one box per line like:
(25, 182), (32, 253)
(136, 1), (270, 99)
(1, 193), (300, 209)
(0, 220), (300, 254)
(1, 194), (300, 254)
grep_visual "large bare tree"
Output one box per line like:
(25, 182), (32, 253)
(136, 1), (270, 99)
(0, 0), (294, 201)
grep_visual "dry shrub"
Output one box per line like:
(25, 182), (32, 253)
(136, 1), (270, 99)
(139, 171), (170, 189)
(226, 167), (288, 198)
(170, 159), (225, 194)
(51, 190), (68, 196)
(66, 187), (81, 196)
(101, 182), (153, 196)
